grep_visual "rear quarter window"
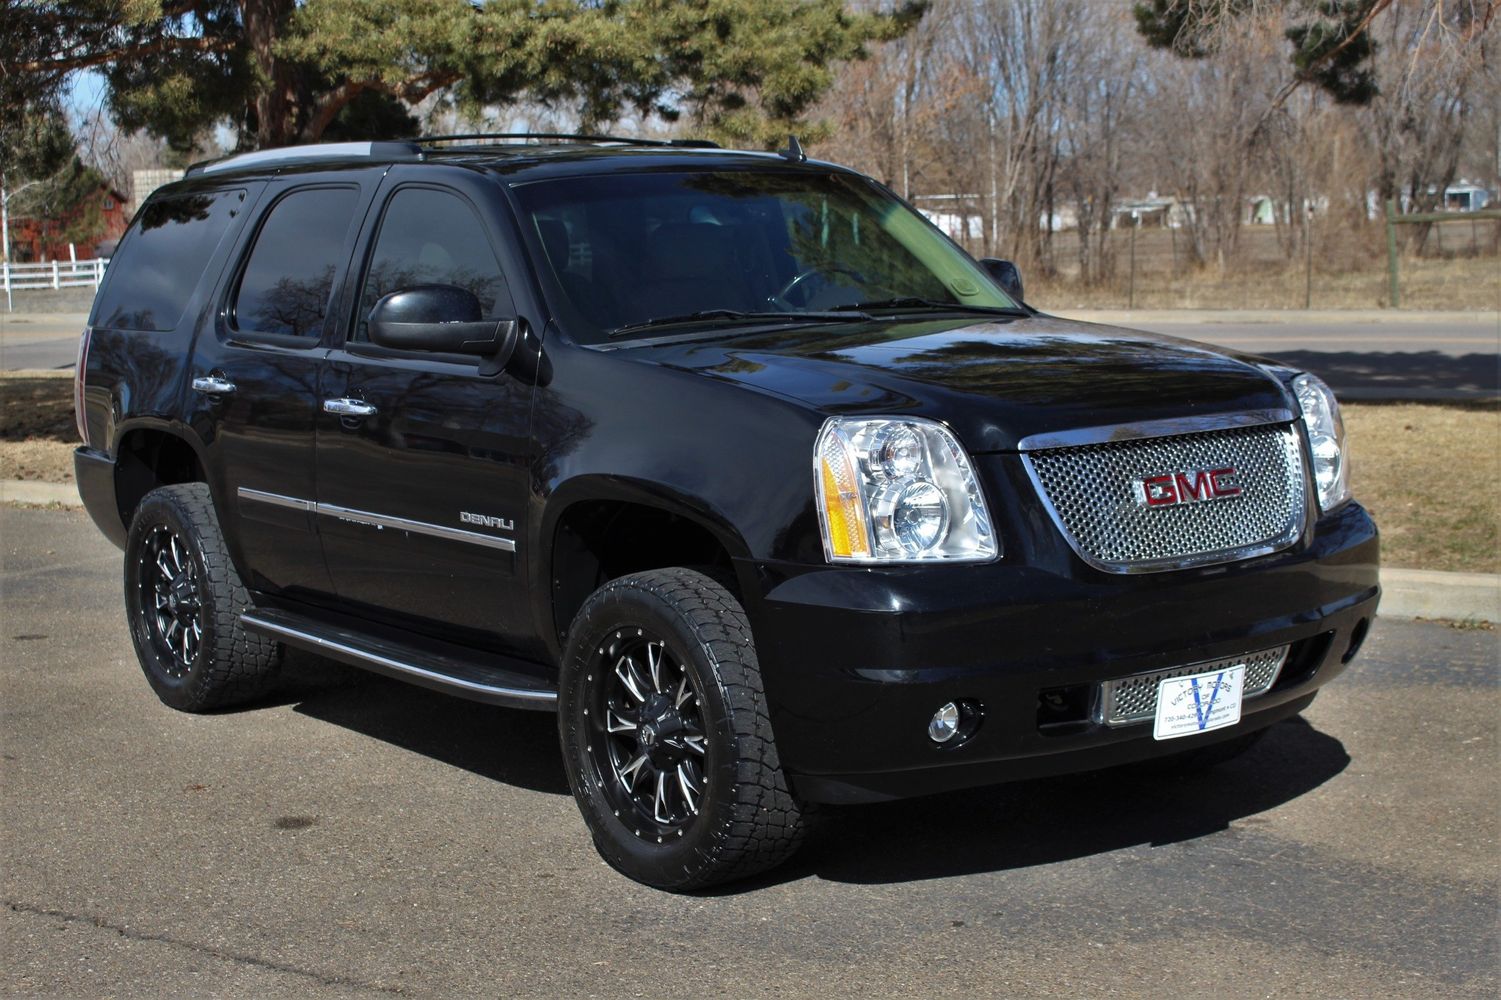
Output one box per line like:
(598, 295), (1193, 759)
(93, 189), (247, 332)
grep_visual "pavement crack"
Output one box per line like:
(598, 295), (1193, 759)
(5, 900), (404, 995)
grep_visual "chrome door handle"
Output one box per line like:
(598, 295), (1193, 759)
(323, 397), (378, 418)
(191, 375), (236, 395)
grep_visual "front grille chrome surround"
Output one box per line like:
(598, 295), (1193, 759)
(1021, 420), (1308, 574)
(1098, 645), (1290, 727)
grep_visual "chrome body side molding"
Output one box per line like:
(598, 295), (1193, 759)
(236, 488), (515, 552)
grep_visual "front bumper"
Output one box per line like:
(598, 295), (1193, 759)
(741, 500), (1379, 804)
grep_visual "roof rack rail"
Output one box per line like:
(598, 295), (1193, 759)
(185, 140), (424, 176)
(416, 132), (720, 149)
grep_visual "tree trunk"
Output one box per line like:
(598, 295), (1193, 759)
(241, 0), (300, 149)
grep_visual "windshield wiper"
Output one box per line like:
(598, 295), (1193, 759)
(833, 297), (1027, 316)
(609, 308), (871, 338)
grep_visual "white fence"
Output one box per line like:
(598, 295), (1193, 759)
(2, 257), (109, 292)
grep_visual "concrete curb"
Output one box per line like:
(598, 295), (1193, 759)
(3, 478), (1494, 623)
(1379, 568), (1501, 625)
(1, 480), (81, 508)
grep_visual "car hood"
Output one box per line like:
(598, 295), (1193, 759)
(620, 314), (1296, 452)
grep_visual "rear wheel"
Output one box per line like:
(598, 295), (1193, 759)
(123, 483), (279, 711)
(558, 568), (804, 890)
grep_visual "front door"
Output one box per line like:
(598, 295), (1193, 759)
(315, 174), (536, 646)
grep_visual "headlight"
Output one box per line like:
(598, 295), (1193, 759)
(1292, 373), (1350, 511)
(814, 416), (997, 563)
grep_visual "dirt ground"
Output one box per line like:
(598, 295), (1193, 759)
(0, 376), (76, 483)
(2, 376), (1495, 573)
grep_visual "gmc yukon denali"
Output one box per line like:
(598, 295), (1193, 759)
(73, 135), (1380, 890)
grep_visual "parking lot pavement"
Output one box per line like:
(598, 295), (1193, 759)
(2, 507), (1496, 998)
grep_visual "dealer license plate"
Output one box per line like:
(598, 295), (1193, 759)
(1152, 665), (1245, 740)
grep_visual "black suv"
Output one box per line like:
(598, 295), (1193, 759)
(74, 135), (1379, 890)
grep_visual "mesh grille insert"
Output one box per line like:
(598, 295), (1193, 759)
(1023, 423), (1306, 572)
(1099, 646), (1290, 727)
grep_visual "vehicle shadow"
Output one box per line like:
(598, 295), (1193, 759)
(270, 653), (1347, 889)
(735, 715), (1349, 891)
(276, 650), (571, 797)
(1261, 349), (1500, 399)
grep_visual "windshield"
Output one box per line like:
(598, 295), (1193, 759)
(512, 169), (1018, 342)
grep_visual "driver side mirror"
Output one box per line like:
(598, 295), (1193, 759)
(979, 258), (1025, 304)
(368, 284), (518, 375)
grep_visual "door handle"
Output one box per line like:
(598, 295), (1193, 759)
(323, 397), (379, 418)
(191, 375), (236, 395)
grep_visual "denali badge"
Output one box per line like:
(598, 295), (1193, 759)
(1132, 467), (1242, 508)
(460, 511), (515, 531)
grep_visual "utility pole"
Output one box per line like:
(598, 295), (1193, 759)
(1304, 202), (1315, 310)
(1128, 211), (1139, 310)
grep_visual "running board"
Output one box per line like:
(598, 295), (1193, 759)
(241, 608), (557, 711)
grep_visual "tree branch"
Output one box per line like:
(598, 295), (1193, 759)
(6, 34), (234, 78)
(1249, 0), (1394, 141)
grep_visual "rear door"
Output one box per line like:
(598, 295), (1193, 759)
(187, 174), (377, 598)
(314, 167), (538, 645)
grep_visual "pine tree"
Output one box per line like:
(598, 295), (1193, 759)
(1, 1), (924, 152)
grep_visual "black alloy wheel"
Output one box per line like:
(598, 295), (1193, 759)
(588, 627), (709, 842)
(559, 568), (805, 890)
(136, 522), (204, 677)
(124, 483), (280, 711)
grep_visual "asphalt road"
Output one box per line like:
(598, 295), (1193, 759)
(2, 507), (1496, 998)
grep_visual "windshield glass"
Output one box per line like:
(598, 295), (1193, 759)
(512, 169), (1017, 342)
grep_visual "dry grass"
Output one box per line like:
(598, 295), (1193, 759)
(1343, 403), (1500, 574)
(2, 378), (1495, 573)
(0, 375), (77, 483)
(1022, 223), (1501, 312)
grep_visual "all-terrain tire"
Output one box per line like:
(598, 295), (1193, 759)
(558, 568), (804, 890)
(123, 483), (279, 711)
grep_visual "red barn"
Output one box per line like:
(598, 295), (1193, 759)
(8, 183), (131, 262)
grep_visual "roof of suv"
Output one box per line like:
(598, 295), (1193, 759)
(182, 135), (834, 185)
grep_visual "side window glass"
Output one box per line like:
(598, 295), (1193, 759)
(234, 187), (359, 338)
(357, 188), (511, 341)
(93, 188), (246, 332)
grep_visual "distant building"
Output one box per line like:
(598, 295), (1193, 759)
(8, 182), (130, 262)
(1442, 181), (1492, 212)
(131, 168), (185, 214)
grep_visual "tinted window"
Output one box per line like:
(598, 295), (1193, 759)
(93, 189), (246, 332)
(513, 171), (1015, 342)
(235, 187), (359, 338)
(356, 188), (511, 341)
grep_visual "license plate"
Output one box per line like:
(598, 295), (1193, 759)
(1153, 665), (1245, 740)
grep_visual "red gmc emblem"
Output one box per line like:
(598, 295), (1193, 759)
(1132, 467), (1242, 508)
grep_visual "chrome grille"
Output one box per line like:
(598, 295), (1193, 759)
(1023, 423), (1306, 572)
(1099, 646), (1290, 727)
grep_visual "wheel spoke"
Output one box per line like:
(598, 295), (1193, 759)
(155, 550), (173, 580)
(617, 753), (649, 790)
(682, 734), (706, 755)
(646, 642), (663, 692)
(653, 770), (669, 823)
(615, 655), (647, 703)
(606, 710), (638, 733)
(675, 675), (692, 709)
(169, 535), (185, 574)
(677, 763), (700, 815)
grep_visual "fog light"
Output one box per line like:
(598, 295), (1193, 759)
(928, 702), (961, 743)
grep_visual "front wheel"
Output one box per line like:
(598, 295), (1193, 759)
(558, 568), (804, 890)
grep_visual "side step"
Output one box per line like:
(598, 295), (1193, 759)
(241, 608), (558, 711)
